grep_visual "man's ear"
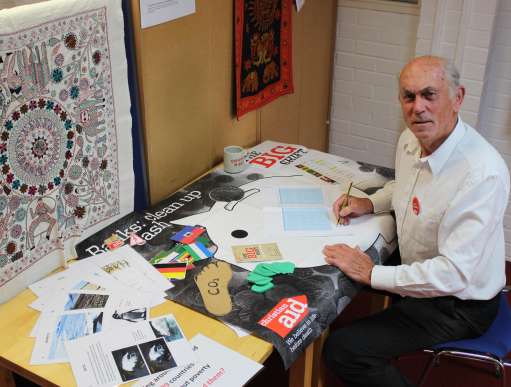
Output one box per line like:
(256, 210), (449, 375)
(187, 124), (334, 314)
(453, 85), (465, 112)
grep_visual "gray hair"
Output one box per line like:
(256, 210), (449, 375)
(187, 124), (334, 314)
(441, 59), (461, 98)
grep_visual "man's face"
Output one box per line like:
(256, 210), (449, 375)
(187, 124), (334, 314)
(399, 58), (464, 155)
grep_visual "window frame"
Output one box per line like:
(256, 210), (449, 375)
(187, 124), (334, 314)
(339, 0), (421, 16)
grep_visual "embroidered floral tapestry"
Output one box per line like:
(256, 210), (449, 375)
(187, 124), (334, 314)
(0, 0), (134, 302)
(235, 0), (294, 118)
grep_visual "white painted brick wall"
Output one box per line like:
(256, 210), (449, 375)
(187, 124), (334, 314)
(330, 0), (511, 261)
(478, 0), (511, 261)
(415, 0), (438, 56)
(328, 4), (419, 168)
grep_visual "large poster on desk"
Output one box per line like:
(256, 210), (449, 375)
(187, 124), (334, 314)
(76, 141), (397, 369)
(0, 0), (134, 303)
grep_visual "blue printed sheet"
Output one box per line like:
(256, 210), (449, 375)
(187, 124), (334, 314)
(282, 207), (332, 231)
(278, 187), (324, 205)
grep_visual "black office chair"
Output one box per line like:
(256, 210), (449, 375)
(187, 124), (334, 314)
(417, 288), (511, 387)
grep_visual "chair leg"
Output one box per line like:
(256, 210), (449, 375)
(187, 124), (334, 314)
(421, 350), (507, 387)
(498, 362), (506, 387)
(417, 352), (436, 387)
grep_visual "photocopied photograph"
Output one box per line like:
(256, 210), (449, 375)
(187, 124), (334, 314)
(149, 315), (183, 342)
(112, 345), (150, 382)
(30, 311), (104, 365)
(139, 338), (176, 373)
(112, 307), (148, 323)
(64, 293), (110, 310)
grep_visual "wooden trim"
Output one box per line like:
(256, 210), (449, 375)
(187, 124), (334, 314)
(0, 368), (15, 387)
(339, 0), (420, 15)
(326, 0), (338, 151)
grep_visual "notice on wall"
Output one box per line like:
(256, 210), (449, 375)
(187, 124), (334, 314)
(140, 0), (195, 29)
(295, 0), (305, 12)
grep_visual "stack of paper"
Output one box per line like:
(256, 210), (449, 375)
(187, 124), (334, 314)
(29, 246), (173, 365)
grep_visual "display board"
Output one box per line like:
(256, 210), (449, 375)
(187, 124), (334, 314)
(76, 141), (397, 368)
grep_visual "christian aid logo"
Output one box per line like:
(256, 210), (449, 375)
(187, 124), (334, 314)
(258, 295), (309, 338)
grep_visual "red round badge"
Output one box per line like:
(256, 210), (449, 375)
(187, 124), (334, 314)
(412, 196), (420, 215)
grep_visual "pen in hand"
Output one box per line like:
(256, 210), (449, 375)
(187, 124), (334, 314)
(336, 182), (353, 226)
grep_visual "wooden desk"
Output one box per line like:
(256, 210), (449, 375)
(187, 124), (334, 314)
(0, 286), (330, 387)
(0, 287), (273, 387)
(1, 144), (395, 387)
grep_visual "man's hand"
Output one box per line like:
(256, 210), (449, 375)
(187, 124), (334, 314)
(333, 195), (374, 225)
(323, 244), (374, 285)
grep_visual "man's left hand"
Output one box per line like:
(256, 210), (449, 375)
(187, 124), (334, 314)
(323, 244), (374, 286)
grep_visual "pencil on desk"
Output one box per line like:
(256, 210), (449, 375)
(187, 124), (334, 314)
(336, 181), (353, 226)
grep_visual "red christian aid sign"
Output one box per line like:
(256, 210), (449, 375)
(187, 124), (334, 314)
(258, 295), (309, 338)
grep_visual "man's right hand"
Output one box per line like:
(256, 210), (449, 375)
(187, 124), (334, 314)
(333, 195), (374, 225)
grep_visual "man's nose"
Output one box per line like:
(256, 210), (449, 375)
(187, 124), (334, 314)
(412, 96), (426, 114)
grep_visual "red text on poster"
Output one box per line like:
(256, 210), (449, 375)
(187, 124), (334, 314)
(258, 295), (309, 338)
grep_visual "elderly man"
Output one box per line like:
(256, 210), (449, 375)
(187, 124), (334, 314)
(322, 56), (510, 386)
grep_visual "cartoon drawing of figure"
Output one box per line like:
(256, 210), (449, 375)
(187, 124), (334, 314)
(28, 197), (56, 249)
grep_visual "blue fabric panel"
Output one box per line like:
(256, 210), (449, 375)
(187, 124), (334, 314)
(122, 0), (148, 211)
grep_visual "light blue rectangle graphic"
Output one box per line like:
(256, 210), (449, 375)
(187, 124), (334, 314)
(48, 312), (103, 360)
(279, 188), (324, 205)
(282, 207), (331, 231)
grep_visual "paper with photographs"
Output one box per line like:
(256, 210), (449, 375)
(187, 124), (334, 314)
(135, 333), (262, 387)
(86, 245), (173, 306)
(28, 247), (174, 365)
(65, 314), (194, 387)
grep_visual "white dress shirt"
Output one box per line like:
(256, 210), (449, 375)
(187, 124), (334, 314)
(369, 118), (510, 299)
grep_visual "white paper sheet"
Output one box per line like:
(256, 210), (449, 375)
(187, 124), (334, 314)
(29, 265), (142, 311)
(134, 334), (263, 387)
(87, 246), (173, 306)
(140, 0), (195, 28)
(31, 309), (105, 364)
(29, 259), (110, 298)
(223, 321), (251, 338)
(66, 314), (195, 387)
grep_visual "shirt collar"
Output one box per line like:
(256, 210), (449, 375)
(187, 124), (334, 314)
(426, 117), (466, 176)
(403, 117), (466, 176)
